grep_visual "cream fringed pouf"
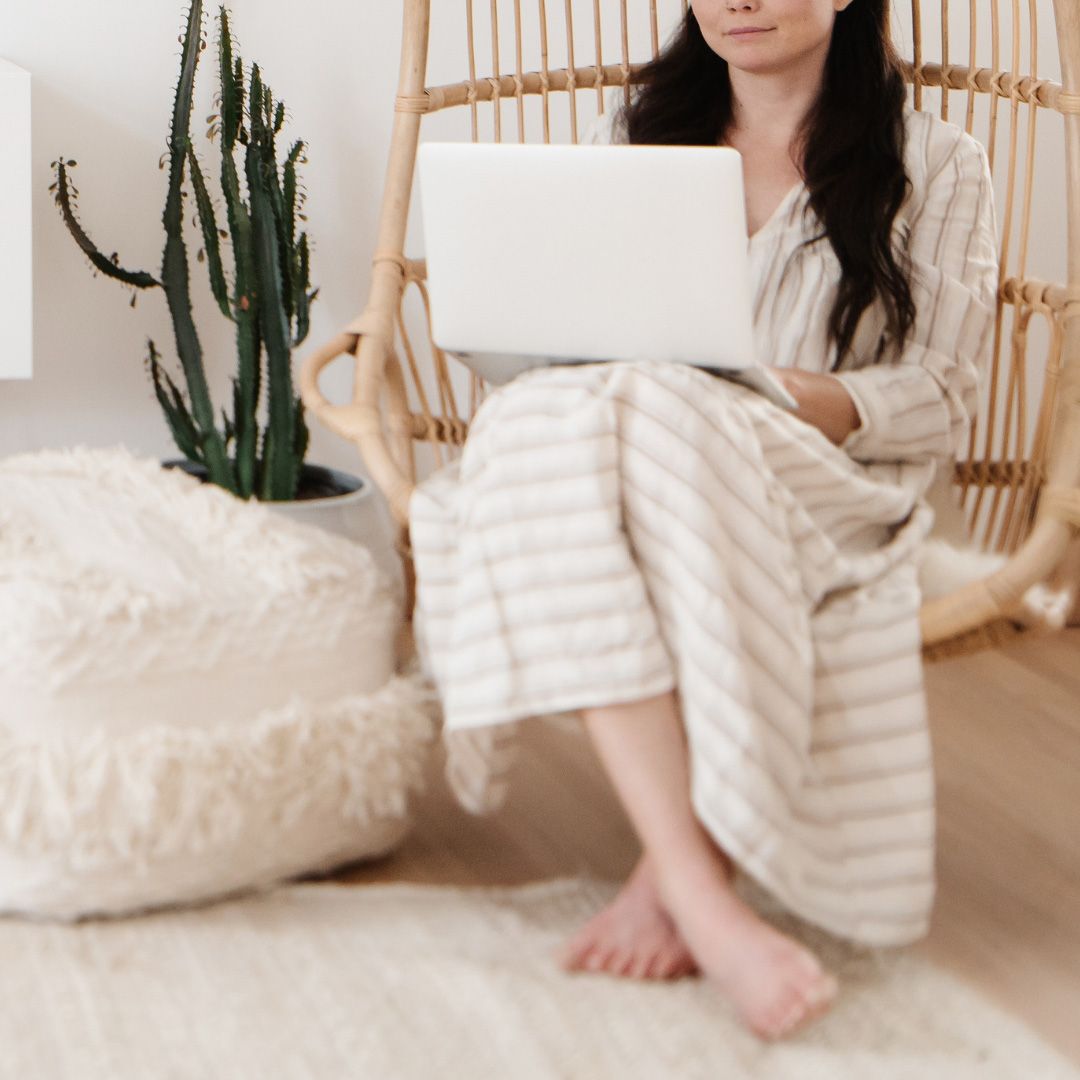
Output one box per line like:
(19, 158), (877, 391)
(0, 446), (440, 920)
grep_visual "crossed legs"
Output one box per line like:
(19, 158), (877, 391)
(557, 688), (838, 1041)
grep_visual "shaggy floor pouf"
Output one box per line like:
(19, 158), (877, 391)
(0, 446), (440, 919)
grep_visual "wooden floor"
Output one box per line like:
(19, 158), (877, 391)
(332, 628), (1080, 1067)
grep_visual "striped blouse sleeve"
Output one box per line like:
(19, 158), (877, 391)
(834, 122), (999, 465)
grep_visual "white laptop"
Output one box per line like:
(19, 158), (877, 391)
(416, 142), (797, 411)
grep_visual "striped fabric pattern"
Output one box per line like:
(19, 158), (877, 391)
(407, 99), (998, 947)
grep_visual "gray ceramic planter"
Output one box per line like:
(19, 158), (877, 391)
(162, 459), (404, 603)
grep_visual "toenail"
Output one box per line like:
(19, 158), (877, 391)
(778, 1004), (807, 1035)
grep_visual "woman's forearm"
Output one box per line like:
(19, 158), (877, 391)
(765, 367), (861, 446)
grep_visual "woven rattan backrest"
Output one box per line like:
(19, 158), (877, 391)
(396, 0), (1080, 554)
(893, 1), (1079, 552)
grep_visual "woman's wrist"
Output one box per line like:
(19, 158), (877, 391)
(766, 367), (861, 446)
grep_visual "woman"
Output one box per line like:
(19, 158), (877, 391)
(408, 0), (998, 1042)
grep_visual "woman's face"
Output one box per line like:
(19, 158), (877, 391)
(691, 0), (855, 76)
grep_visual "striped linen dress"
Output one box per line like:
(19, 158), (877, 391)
(408, 95), (999, 947)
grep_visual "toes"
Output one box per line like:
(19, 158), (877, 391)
(675, 950), (702, 978)
(565, 944), (600, 973)
(649, 957), (680, 980)
(756, 987), (804, 1039)
(637, 949), (692, 980)
(760, 975), (839, 1040)
(582, 947), (663, 979)
(584, 946), (614, 973)
(554, 944), (575, 968)
(792, 946), (827, 982)
(774, 1002), (810, 1039)
(647, 948), (693, 980)
(556, 919), (701, 982)
(627, 951), (657, 979)
(801, 974), (839, 1023)
(556, 938), (590, 970)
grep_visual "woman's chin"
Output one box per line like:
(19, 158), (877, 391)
(718, 46), (795, 76)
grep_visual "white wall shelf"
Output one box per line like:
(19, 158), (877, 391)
(0, 60), (31, 380)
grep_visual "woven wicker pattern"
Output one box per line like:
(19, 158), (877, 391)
(300, 0), (1080, 655)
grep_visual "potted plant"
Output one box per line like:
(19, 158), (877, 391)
(50, 1), (385, 556)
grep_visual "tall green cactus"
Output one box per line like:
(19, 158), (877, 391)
(51, 1), (317, 501)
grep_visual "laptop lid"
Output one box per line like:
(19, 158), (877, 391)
(416, 142), (758, 372)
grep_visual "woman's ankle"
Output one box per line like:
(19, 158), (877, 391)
(650, 845), (741, 916)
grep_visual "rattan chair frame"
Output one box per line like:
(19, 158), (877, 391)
(300, 0), (1080, 661)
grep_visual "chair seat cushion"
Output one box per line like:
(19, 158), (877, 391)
(0, 446), (438, 920)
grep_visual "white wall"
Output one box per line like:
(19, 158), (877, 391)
(0, 61), (31, 380)
(0, 0), (1070, 483)
(1, 0), (411, 477)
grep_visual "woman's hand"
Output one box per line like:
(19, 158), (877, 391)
(765, 367), (861, 446)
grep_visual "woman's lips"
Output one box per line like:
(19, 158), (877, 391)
(727, 27), (774, 37)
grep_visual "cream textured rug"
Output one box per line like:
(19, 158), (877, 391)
(1, 875), (1076, 1080)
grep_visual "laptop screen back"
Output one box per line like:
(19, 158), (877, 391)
(417, 142), (757, 371)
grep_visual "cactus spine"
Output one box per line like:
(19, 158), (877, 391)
(52, 1), (316, 500)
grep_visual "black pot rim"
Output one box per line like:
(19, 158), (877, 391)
(161, 458), (367, 500)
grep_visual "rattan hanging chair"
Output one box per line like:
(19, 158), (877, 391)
(300, 0), (1080, 668)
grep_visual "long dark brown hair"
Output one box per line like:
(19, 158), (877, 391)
(622, 2), (915, 369)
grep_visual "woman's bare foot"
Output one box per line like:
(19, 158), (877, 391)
(655, 848), (839, 1041)
(556, 852), (699, 980)
(570, 690), (837, 1039)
